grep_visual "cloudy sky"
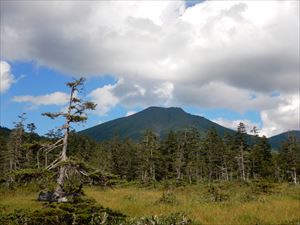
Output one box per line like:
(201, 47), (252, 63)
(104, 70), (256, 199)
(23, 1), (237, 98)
(0, 0), (299, 137)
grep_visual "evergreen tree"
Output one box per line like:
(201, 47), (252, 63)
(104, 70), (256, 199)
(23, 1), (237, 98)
(203, 128), (224, 181)
(138, 130), (159, 182)
(0, 128), (10, 176)
(42, 77), (96, 201)
(7, 113), (26, 171)
(109, 136), (124, 177)
(278, 135), (300, 184)
(123, 138), (139, 181)
(234, 122), (249, 181)
(223, 132), (237, 181)
(160, 130), (178, 180)
(181, 128), (201, 183)
(109, 137), (139, 180)
(250, 135), (272, 179)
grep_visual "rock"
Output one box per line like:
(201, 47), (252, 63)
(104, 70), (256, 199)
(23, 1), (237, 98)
(38, 191), (83, 203)
(38, 191), (56, 202)
(58, 197), (68, 203)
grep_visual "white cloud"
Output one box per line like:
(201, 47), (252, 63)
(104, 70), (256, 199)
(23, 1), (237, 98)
(2, 1), (298, 92)
(153, 82), (174, 106)
(212, 118), (261, 134)
(1, 1), (299, 134)
(88, 84), (119, 115)
(260, 94), (300, 137)
(213, 93), (300, 137)
(126, 111), (136, 117)
(13, 92), (69, 106)
(0, 61), (15, 93)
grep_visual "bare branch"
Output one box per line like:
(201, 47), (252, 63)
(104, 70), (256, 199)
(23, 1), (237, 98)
(47, 156), (62, 170)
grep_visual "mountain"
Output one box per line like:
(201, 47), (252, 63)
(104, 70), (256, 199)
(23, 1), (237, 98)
(80, 106), (235, 141)
(0, 126), (10, 136)
(79, 106), (299, 150)
(268, 130), (300, 150)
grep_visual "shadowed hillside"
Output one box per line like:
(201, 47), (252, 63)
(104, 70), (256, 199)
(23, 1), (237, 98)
(80, 106), (235, 141)
(268, 130), (300, 150)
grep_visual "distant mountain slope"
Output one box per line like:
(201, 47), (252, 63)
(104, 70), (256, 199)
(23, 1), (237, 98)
(79, 107), (299, 150)
(0, 126), (10, 136)
(80, 106), (235, 141)
(268, 130), (300, 150)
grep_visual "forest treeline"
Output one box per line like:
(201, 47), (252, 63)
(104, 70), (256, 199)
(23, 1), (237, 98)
(0, 116), (299, 185)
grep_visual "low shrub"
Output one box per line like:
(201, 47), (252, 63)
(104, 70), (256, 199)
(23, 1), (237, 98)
(0, 197), (126, 225)
(0, 200), (198, 225)
(128, 213), (199, 225)
(1, 169), (56, 192)
(250, 180), (275, 195)
(207, 183), (230, 202)
(156, 190), (178, 205)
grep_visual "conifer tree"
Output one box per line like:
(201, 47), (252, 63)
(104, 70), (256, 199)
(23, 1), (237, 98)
(160, 130), (178, 180)
(250, 135), (272, 179)
(223, 132), (237, 181)
(203, 128), (224, 181)
(235, 122), (249, 181)
(139, 130), (159, 182)
(7, 113), (26, 171)
(42, 77), (96, 201)
(278, 135), (300, 185)
(174, 130), (187, 181)
(181, 128), (201, 183)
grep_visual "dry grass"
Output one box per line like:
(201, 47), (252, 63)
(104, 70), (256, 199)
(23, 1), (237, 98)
(0, 188), (42, 213)
(84, 183), (300, 225)
(0, 183), (299, 225)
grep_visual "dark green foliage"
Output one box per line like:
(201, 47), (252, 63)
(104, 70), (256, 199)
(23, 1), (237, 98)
(0, 198), (126, 225)
(2, 169), (55, 189)
(207, 183), (230, 202)
(68, 132), (99, 162)
(107, 137), (140, 181)
(277, 136), (300, 184)
(0, 199), (197, 225)
(0, 127), (10, 177)
(268, 130), (300, 150)
(88, 171), (119, 186)
(203, 128), (224, 181)
(250, 136), (273, 178)
(250, 180), (275, 195)
(127, 213), (198, 225)
(138, 130), (160, 183)
(75, 125), (299, 184)
(160, 130), (178, 180)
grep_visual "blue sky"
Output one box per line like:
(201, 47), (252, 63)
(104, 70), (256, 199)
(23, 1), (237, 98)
(0, 1), (299, 137)
(0, 60), (264, 135)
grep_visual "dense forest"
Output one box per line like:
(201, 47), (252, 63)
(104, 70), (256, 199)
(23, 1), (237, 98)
(1, 118), (299, 185)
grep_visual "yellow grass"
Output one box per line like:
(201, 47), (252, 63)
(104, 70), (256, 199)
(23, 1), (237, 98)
(0, 183), (299, 225)
(0, 188), (42, 213)
(84, 184), (300, 225)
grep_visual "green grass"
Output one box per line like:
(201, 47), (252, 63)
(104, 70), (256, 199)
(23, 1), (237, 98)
(0, 183), (299, 225)
(0, 187), (42, 213)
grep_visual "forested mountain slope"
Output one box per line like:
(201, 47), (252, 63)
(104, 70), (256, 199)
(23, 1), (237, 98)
(268, 130), (300, 150)
(80, 107), (235, 141)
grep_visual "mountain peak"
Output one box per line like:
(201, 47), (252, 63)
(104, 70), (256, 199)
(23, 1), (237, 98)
(143, 106), (185, 113)
(80, 106), (233, 141)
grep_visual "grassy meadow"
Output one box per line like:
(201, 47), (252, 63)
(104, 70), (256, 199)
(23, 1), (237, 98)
(0, 182), (299, 225)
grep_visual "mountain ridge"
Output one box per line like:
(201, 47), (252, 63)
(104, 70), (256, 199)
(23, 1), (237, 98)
(80, 106), (235, 141)
(79, 106), (299, 150)
(268, 130), (300, 150)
